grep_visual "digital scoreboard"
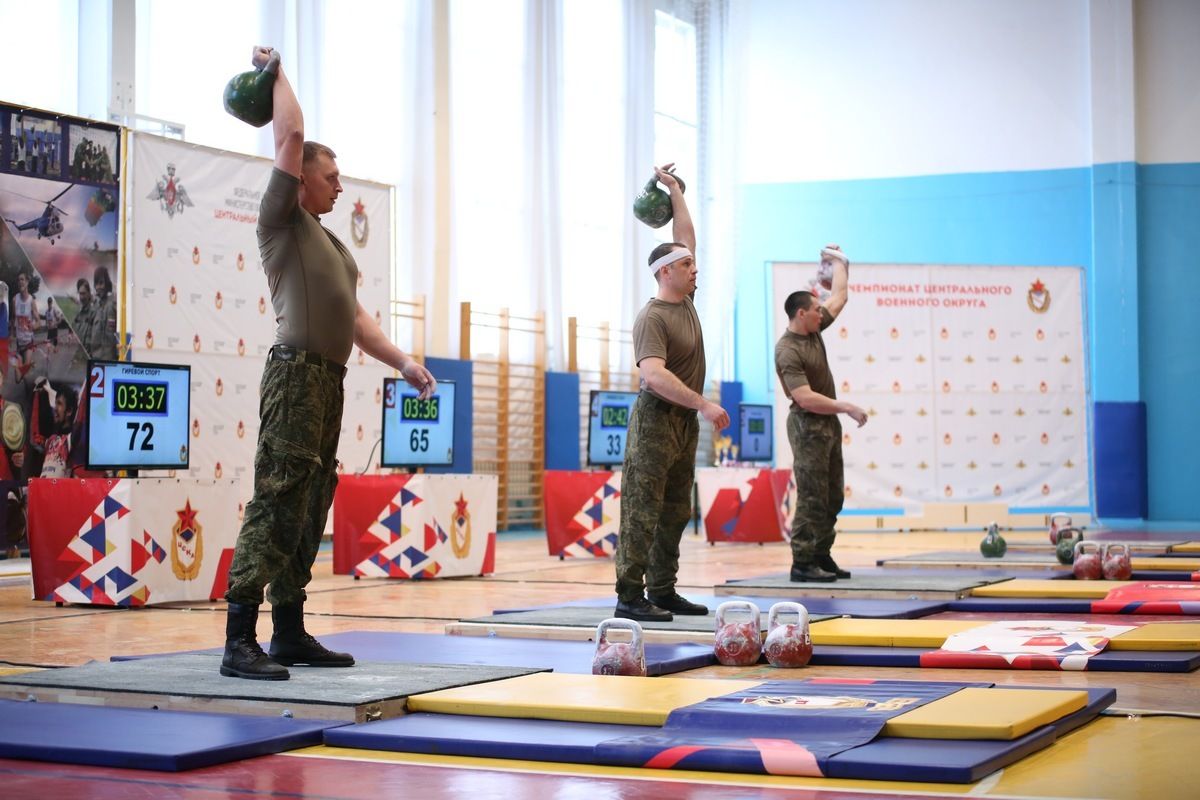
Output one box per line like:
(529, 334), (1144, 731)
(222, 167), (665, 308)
(86, 360), (191, 470)
(381, 378), (455, 468)
(587, 390), (637, 467)
(738, 403), (774, 463)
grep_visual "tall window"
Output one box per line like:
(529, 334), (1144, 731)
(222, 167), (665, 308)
(0, 0), (80, 116)
(653, 6), (698, 243)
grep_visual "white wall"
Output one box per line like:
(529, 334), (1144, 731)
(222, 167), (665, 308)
(1135, 0), (1200, 164)
(737, 0), (1093, 183)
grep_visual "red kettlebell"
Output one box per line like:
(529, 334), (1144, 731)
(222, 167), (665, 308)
(713, 601), (762, 667)
(1102, 543), (1133, 581)
(1048, 512), (1073, 545)
(763, 602), (813, 668)
(1073, 540), (1103, 580)
(592, 618), (647, 677)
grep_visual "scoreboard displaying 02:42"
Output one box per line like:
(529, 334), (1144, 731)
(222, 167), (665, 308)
(86, 360), (191, 470)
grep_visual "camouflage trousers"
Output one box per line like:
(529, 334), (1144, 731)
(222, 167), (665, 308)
(614, 393), (698, 602)
(786, 410), (844, 565)
(225, 356), (344, 606)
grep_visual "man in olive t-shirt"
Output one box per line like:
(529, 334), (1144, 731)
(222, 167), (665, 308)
(613, 164), (731, 623)
(219, 46), (436, 681)
(774, 245), (867, 582)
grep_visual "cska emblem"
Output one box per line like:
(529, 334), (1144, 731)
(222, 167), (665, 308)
(171, 500), (204, 581)
(1027, 279), (1050, 313)
(192, 246), (200, 265)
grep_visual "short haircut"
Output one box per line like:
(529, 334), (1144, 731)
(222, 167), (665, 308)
(76, 278), (90, 292)
(93, 266), (112, 292)
(648, 242), (687, 281)
(303, 141), (337, 167)
(784, 290), (816, 320)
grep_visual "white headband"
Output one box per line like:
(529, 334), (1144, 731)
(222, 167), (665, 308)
(650, 247), (693, 273)
(820, 246), (849, 266)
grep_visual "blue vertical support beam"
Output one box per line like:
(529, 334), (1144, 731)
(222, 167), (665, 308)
(720, 380), (744, 450)
(544, 371), (581, 470)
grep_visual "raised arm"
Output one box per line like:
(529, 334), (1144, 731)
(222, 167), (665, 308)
(821, 249), (850, 320)
(656, 164), (695, 254)
(251, 46), (303, 177)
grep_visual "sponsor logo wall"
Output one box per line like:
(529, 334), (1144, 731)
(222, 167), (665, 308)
(771, 263), (1089, 514)
(128, 134), (394, 506)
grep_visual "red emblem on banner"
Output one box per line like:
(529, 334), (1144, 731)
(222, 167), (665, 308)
(374, 387), (382, 404)
(1028, 279), (1051, 313)
(889, 327), (898, 339)
(356, 424), (364, 441)
(940, 327), (949, 340)
(237, 338), (245, 356)
(893, 433), (902, 446)
(988, 327), (997, 340)
(215, 378), (224, 397)
(841, 380), (850, 392)
(991, 381), (1000, 393)
(193, 334), (201, 353)
(214, 462), (223, 479)
(237, 502), (245, 522)
(943, 433), (952, 445)
(1039, 381), (1048, 393)
(840, 327), (849, 339)
(237, 252), (245, 271)
(1041, 432), (1049, 444)
(237, 420), (245, 439)
(942, 381), (951, 393)
(145, 329), (154, 349)
(358, 271), (364, 287)
(1041, 483), (1051, 495)
(993, 433), (1001, 445)
(145, 239), (154, 257)
(215, 291), (223, 310)
(1036, 328), (1045, 341)
(944, 485), (953, 497)
(357, 349), (366, 366)
(892, 381), (901, 393)
(192, 246), (200, 265)
(192, 419), (200, 437)
(843, 434), (851, 445)
(168, 285), (177, 304)
(994, 484), (1003, 496)
(258, 296), (267, 314)
(844, 486), (852, 497)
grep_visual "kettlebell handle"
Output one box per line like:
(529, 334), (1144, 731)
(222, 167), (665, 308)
(715, 600), (760, 628)
(768, 602), (809, 631)
(1049, 512), (1073, 527)
(597, 617), (643, 648)
(1103, 543), (1129, 557)
(1074, 540), (1101, 557)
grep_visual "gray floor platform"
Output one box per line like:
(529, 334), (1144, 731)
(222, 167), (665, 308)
(0, 655), (542, 722)
(715, 573), (1011, 600)
(445, 605), (834, 644)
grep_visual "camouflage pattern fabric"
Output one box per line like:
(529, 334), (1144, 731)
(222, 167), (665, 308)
(225, 357), (343, 606)
(786, 410), (844, 565)
(614, 393), (698, 601)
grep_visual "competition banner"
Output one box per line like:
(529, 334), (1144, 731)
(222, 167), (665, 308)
(695, 466), (792, 544)
(331, 473), (497, 578)
(543, 469), (622, 557)
(127, 134), (395, 496)
(27, 477), (240, 605)
(0, 105), (122, 492)
(771, 264), (1089, 515)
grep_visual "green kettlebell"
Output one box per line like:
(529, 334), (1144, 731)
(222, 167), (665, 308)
(1055, 528), (1082, 565)
(979, 522), (1007, 558)
(633, 170), (686, 229)
(223, 51), (279, 128)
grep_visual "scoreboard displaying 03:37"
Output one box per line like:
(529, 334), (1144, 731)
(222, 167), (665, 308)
(381, 379), (456, 468)
(86, 360), (191, 470)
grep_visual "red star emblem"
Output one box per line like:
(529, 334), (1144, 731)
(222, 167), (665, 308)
(353, 198), (365, 216)
(454, 493), (469, 519)
(176, 500), (198, 531)
(1031, 279), (1046, 293)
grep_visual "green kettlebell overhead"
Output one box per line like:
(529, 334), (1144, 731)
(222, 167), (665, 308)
(223, 50), (281, 128)
(633, 169), (686, 228)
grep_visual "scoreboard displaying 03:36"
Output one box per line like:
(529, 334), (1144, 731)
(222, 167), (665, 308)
(381, 379), (456, 468)
(86, 360), (191, 470)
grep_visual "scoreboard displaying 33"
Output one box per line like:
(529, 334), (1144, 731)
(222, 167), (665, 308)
(587, 390), (637, 467)
(738, 403), (774, 463)
(86, 360), (191, 470)
(381, 378), (456, 468)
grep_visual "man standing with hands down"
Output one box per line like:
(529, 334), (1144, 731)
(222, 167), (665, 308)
(220, 46), (436, 680)
(614, 164), (730, 622)
(776, 245), (867, 583)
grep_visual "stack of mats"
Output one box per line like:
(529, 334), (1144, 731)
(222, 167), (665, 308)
(327, 672), (1115, 783)
(875, 552), (1200, 582)
(957, 579), (1200, 614)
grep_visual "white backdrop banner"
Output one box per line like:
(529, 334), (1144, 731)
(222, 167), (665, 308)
(771, 264), (1089, 513)
(127, 134), (394, 502)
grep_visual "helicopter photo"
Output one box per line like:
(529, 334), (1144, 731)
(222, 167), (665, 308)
(5, 184), (73, 245)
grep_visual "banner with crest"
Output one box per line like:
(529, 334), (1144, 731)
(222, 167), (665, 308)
(126, 133), (394, 505)
(696, 467), (793, 544)
(543, 470), (622, 557)
(27, 477), (240, 605)
(331, 473), (497, 579)
(770, 264), (1089, 516)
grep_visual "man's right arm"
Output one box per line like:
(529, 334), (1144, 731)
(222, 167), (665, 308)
(252, 46), (303, 178)
(640, 357), (730, 429)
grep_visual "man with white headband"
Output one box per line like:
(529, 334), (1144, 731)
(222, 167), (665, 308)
(614, 163), (731, 622)
(775, 244), (867, 582)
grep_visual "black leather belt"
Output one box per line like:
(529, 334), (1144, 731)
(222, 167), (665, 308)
(269, 345), (347, 379)
(639, 391), (695, 418)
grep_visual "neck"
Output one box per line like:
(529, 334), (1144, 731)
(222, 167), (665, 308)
(787, 319), (807, 335)
(656, 284), (687, 304)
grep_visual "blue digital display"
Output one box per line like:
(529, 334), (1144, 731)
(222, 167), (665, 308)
(381, 379), (455, 467)
(86, 360), (191, 470)
(738, 403), (774, 463)
(587, 390), (637, 467)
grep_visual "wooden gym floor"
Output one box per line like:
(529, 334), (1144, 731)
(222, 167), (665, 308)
(2, 528), (1199, 798)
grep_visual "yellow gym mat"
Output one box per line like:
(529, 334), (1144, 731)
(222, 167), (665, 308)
(883, 687), (1089, 740)
(970, 579), (1133, 599)
(1108, 622), (1200, 650)
(406, 672), (763, 726)
(809, 618), (986, 647)
(1132, 556), (1200, 571)
(1169, 542), (1200, 553)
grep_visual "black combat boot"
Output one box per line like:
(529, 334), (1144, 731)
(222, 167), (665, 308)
(269, 603), (355, 667)
(817, 553), (852, 579)
(220, 602), (290, 680)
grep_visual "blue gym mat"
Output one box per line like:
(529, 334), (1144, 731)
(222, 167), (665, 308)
(808, 645), (1200, 672)
(0, 698), (341, 771)
(492, 594), (949, 619)
(110, 631), (716, 676)
(323, 682), (1114, 783)
(947, 596), (1198, 614)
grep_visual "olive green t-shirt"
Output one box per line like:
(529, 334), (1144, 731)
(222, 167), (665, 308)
(775, 306), (836, 411)
(258, 168), (359, 365)
(633, 295), (706, 401)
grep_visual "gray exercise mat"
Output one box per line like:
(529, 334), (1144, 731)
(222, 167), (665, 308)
(720, 573), (1009, 595)
(458, 605), (835, 633)
(0, 655), (541, 706)
(879, 551), (1063, 565)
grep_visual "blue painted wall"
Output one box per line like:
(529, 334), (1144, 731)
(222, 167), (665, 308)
(734, 163), (1199, 520)
(423, 357), (472, 475)
(545, 371), (581, 470)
